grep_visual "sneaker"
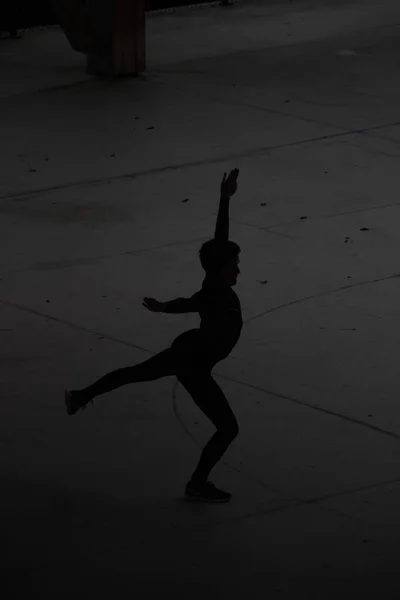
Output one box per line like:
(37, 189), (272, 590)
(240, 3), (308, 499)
(65, 389), (93, 416)
(185, 480), (231, 503)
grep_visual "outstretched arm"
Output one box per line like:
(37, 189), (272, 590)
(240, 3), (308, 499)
(214, 168), (240, 241)
(143, 292), (200, 314)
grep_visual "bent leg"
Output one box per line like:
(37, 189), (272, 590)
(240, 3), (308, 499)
(78, 347), (179, 400)
(177, 371), (239, 483)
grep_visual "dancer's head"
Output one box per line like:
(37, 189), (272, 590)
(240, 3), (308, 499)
(199, 239), (241, 287)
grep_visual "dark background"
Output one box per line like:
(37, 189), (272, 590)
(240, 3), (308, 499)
(0, 0), (219, 30)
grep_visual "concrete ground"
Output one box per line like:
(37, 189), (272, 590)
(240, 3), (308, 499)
(2, 0), (400, 596)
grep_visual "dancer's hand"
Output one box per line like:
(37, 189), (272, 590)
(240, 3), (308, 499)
(221, 168), (239, 198)
(143, 297), (164, 312)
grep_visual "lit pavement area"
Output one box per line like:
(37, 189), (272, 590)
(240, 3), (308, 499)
(2, 0), (400, 596)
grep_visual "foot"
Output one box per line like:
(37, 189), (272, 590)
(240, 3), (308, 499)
(185, 480), (231, 503)
(65, 389), (93, 416)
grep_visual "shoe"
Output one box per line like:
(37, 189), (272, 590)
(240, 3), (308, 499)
(185, 480), (231, 503)
(65, 389), (93, 416)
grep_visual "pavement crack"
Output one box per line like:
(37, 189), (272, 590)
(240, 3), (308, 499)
(218, 369), (400, 441)
(0, 298), (153, 355)
(0, 236), (206, 282)
(244, 270), (400, 326)
(230, 217), (295, 239)
(2, 118), (400, 203)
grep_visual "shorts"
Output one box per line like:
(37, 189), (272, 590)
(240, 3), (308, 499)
(170, 329), (217, 371)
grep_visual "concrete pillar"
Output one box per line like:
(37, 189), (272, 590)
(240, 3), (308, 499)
(85, 0), (145, 76)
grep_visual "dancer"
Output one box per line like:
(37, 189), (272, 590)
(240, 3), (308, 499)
(65, 168), (242, 502)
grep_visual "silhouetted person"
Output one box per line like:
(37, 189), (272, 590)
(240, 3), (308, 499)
(65, 169), (242, 503)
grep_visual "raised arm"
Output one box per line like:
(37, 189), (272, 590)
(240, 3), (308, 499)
(214, 194), (230, 241)
(214, 168), (240, 241)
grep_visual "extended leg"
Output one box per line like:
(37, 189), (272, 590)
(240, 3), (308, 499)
(177, 371), (239, 484)
(66, 347), (179, 415)
(79, 348), (179, 399)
